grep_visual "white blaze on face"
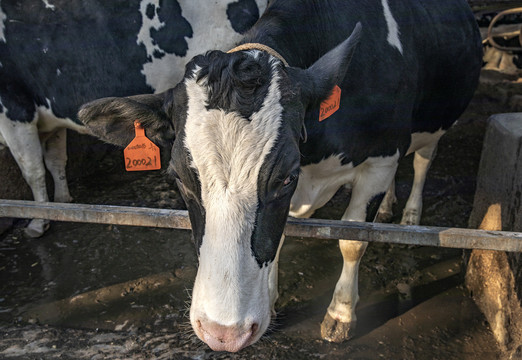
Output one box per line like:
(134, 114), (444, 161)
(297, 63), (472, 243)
(184, 61), (283, 333)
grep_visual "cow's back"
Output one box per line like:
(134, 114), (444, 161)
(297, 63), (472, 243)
(407, 0), (482, 133)
(282, 0), (482, 165)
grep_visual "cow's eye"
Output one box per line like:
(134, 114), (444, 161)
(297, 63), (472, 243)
(283, 173), (298, 187)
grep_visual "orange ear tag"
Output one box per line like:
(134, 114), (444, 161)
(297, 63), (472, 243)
(123, 121), (161, 171)
(319, 85), (341, 122)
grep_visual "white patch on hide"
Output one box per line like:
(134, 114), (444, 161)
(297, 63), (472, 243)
(42, 0), (55, 10)
(290, 155), (355, 219)
(139, 0), (267, 93)
(290, 150), (401, 221)
(381, 0), (403, 55)
(137, 0), (164, 59)
(36, 99), (86, 134)
(0, 97), (85, 136)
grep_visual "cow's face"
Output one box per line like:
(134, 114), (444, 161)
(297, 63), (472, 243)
(78, 24), (361, 352)
(167, 52), (303, 351)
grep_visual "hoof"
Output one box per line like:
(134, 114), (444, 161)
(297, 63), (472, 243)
(24, 219), (50, 238)
(400, 209), (420, 226)
(320, 312), (356, 343)
(375, 210), (393, 223)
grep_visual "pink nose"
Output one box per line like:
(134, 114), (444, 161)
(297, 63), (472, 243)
(195, 319), (259, 352)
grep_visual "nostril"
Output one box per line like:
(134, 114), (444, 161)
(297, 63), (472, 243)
(196, 320), (203, 331)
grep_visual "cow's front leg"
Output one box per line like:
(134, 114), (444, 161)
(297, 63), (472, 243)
(321, 154), (398, 342)
(42, 128), (73, 203)
(321, 238), (367, 342)
(0, 117), (50, 237)
(375, 178), (396, 223)
(401, 142), (438, 225)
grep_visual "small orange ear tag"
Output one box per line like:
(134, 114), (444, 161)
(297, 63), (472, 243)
(123, 121), (161, 171)
(319, 85), (341, 122)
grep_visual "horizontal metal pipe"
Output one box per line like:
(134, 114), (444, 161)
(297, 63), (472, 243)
(1, 199), (521, 252)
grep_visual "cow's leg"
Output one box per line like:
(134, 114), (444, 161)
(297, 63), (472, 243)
(0, 117), (50, 237)
(321, 154), (398, 342)
(375, 178), (396, 223)
(401, 142), (438, 225)
(42, 128), (72, 203)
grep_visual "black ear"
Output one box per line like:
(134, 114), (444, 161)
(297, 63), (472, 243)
(297, 22), (362, 107)
(78, 91), (175, 149)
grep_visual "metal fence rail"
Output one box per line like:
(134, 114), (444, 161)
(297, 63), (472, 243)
(1, 199), (521, 252)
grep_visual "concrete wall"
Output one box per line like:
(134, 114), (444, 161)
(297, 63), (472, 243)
(466, 113), (522, 359)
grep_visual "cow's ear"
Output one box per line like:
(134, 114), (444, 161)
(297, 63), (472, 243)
(78, 91), (175, 149)
(294, 22), (362, 108)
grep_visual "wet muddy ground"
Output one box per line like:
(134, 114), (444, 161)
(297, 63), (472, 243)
(0, 70), (519, 359)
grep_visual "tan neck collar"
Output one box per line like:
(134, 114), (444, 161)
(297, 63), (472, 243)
(227, 43), (289, 67)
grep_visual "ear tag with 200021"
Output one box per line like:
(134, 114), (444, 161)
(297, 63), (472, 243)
(319, 85), (341, 122)
(124, 120), (161, 171)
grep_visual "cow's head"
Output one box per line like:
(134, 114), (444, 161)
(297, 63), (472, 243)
(79, 23), (361, 352)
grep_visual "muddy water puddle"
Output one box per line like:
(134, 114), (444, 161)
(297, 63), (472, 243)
(0, 84), (510, 358)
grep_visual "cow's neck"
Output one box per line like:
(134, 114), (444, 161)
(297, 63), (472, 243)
(240, 0), (342, 69)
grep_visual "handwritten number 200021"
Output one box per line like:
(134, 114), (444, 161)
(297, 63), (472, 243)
(126, 156), (156, 169)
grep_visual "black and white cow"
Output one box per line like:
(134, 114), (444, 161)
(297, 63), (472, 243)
(78, 0), (482, 353)
(0, 0), (266, 237)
